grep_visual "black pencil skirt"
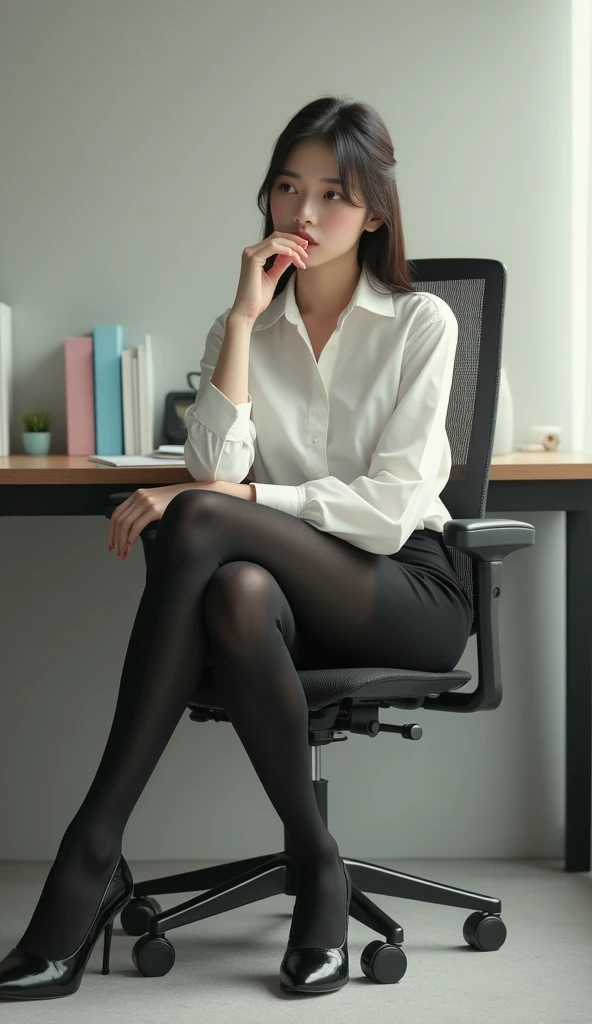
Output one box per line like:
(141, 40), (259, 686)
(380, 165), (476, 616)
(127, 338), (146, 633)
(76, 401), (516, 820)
(288, 525), (473, 674)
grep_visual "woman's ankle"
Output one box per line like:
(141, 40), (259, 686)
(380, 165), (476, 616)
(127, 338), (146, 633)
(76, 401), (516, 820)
(291, 834), (340, 871)
(59, 821), (121, 875)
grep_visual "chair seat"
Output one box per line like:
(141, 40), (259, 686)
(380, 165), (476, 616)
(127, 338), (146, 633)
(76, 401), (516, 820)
(188, 664), (473, 712)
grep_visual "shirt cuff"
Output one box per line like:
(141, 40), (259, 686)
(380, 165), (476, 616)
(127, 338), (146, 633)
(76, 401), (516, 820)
(190, 379), (253, 442)
(251, 483), (302, 517)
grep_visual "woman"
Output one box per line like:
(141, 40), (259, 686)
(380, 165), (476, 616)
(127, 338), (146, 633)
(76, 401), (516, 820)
(0, 95), (472, 1000)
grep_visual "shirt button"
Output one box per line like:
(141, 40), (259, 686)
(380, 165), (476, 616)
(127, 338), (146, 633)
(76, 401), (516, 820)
(311, 436), (318, 443)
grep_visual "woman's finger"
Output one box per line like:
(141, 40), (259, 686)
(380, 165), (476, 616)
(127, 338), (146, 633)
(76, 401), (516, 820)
(108, 493), (134, 550)
(124, 509), (159, 553)
(109, 509), (122, 552)
(116, 503), (144, 556)
(110, 499), (139, 555)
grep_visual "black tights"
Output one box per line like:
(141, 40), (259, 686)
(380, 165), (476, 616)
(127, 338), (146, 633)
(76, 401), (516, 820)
(16, 488), (472, 961)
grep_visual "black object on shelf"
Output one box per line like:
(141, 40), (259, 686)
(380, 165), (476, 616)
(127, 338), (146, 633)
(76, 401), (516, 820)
(162, 372), (200, 444)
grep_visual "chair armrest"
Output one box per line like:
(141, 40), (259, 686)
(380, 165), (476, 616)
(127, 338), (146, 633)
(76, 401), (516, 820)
(423, 517), (536, 714)
(443, 517), (536, 560)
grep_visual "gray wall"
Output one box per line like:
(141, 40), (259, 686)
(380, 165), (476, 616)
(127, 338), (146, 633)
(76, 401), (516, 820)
(0, 0), (571, 861)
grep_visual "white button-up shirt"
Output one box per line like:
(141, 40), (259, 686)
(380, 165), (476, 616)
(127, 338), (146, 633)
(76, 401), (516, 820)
(184, 263), (458, 556)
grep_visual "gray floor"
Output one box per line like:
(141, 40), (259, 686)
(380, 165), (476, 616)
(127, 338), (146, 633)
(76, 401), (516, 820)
(0, 858), (590, 1023)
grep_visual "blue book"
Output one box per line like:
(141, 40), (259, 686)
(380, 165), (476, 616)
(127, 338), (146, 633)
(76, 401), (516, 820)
(93, 325), (124, 455)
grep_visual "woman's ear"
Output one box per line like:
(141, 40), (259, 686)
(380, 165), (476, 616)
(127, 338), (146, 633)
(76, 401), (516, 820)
(365, 214), (384, 233)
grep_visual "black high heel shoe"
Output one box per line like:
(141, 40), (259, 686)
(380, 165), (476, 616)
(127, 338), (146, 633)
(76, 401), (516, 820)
(279, 859), (352, 994)
(0, 854), (133, 1001)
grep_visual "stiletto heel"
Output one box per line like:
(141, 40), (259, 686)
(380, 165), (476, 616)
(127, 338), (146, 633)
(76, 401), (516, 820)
(280, 859), (352, 994)
(0, 854), (133, 1001)
(101, 919), (114, 976)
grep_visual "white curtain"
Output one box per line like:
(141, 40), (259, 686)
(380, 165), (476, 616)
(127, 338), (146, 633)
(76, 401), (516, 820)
(571, 0), (592, 451)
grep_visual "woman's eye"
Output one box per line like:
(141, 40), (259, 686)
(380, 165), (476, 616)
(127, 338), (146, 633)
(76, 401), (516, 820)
(278, 183), (341, 200)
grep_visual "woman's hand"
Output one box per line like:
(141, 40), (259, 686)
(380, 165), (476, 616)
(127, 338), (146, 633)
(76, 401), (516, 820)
(108, 479), (255, 559)
(230, 230), (310, 321)
(108, 482), (218, 558)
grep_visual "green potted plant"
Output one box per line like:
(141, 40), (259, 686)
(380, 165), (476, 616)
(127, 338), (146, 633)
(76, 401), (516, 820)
(22, 409), (52, 455)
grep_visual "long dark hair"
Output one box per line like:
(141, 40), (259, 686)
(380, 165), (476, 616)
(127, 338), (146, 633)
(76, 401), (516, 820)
(256, 95), (415, 300)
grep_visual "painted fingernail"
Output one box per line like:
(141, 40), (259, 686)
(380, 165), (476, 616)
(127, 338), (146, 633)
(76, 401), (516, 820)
(122, 550), (127, 559)
(108, 544), (114, 551)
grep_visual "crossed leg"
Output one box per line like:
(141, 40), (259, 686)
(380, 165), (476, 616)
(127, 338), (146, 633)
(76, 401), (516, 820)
(15, 488), (470, 960)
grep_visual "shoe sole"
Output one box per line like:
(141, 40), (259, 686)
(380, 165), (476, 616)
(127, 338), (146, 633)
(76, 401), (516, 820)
(280, 977), (349, 994)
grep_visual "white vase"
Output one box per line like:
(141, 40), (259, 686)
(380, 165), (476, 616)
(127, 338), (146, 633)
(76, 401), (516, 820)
(492, 365), (514, 456)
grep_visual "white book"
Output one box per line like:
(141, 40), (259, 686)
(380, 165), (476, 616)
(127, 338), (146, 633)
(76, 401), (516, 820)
(132, 349), (140, 453)
(121, 348), (136, 454)
(149, 445), (184, 458)
(0, 303), (13, 456)
(120, 337), (153, 457)
(137, 334), (154, 455)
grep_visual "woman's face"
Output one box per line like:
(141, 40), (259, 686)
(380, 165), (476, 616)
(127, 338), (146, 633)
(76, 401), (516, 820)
(269, 138), (379, 268)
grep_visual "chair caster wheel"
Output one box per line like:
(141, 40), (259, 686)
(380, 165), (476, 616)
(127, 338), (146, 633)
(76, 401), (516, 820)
(132, 933), (176, 976)
(120, 896), (163, 936)
(463, 912), (507, 951)
(360, 939), (407, 983)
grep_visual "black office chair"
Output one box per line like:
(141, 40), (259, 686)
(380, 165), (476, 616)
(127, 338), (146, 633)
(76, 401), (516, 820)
(105, 258), (535, 985)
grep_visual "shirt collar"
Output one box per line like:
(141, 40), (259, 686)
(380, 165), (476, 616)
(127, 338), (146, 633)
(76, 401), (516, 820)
(251, 261), (396, 332)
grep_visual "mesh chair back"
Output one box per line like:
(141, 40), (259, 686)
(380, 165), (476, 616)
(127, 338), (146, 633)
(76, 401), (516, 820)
(409, 258), (507, 636)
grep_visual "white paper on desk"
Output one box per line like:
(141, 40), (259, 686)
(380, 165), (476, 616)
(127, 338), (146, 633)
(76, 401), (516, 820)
(153, 445), (184, 455)
(88, 455), (185, 467)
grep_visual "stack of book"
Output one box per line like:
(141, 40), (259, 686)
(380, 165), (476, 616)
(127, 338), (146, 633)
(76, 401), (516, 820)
(65, 326), (159, 460)
(0, 310), (185, 466)
(66, 327), (187, 465)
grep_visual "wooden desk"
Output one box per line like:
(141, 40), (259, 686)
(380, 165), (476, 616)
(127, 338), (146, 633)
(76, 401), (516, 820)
(1, 451), (591, 873)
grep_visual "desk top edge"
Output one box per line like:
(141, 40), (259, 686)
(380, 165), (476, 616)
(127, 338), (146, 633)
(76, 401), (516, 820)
(2, 452), (592, 483)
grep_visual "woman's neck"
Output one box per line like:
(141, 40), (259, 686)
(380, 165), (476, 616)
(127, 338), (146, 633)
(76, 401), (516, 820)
(294, 253), (362, 319)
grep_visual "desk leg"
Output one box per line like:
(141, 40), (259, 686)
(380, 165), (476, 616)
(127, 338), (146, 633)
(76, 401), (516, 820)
(565, 510), (592, 872)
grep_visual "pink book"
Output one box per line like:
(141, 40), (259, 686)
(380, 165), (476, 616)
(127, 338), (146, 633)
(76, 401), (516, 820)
(64, 336), (96, 455)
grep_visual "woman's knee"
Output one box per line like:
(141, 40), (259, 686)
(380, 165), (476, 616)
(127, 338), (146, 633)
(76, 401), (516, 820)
(204, 562), (278, 655)
(147, 488), (225, 576)
(156, 488), (225, 549)
(161, 486), (221, 530)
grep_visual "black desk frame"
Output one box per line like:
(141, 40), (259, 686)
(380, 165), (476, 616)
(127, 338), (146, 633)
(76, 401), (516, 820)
(2, 476), (590, 873)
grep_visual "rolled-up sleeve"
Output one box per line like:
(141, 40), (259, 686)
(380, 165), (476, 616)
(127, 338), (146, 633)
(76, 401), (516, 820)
(253, 309), (457, 554)
(184, 309), (257, 483)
